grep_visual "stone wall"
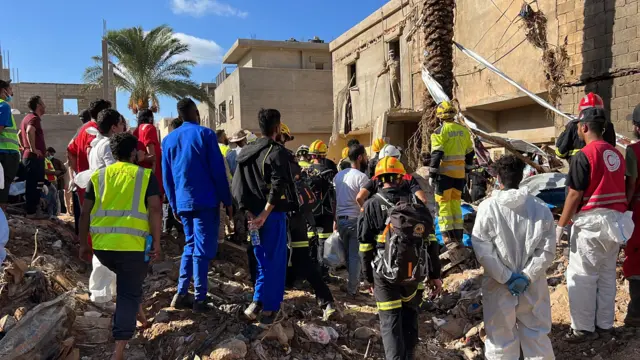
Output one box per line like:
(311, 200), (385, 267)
(11, 82), (116, 115)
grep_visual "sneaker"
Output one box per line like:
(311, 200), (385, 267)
(170, 293), (194, 310)
(565, 329), (599, 343)
(323, 302), (337, 321)
(244, 301), (263, 321)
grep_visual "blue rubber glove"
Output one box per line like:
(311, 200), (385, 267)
(507, 272), (521, 285)
(508, 275), (530, 296)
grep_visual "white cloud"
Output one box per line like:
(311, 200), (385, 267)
(171, 0), (248, 18)
(173, 32), (224, 66)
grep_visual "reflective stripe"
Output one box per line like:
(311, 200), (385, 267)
(442, 155), (465, 161)
(429, 234), (437, 242)
(570, 149), (580, 155)
(582, 192), (626, 201)
(290, 241), (309, 248)
(0, 138), (19, 145)
(90, 226), (149, 238)
(377, 299), (402, 311)
(318, 233), (331, 239)
(360, 243), (374, 252)
(439, 165), (465, 173)
(2, 129), (17, 134)
(376, 234), (386, 243)
(417, 282), (425, 290)
(93, 167), (148, 220)
(428, 167), (439, 174)
(307, 232), (317, 238)
(402, 290), (417, 302)
(583, 198), (627, 207)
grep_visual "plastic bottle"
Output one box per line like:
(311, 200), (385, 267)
(144, 235), (153, 262)
(249, 224), (261, 247)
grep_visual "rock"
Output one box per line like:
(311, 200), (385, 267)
(260, 323), (292, 346)
(209, 338), (247, 360)
(151, 261), (174, 275)
(52, 240), (62, 249)
(299, 323), (338, 344)
(83, 311), (102, 318)
(74, 316), (112, 344)
(233, 269), (247, 280)
(438, 316), (468, 340)
(547, 276), (562, 287)
(353, 326), (377, 340)
(13, 307), (26, 321)
(154, 310), (170, 323)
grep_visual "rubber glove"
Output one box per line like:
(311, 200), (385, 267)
(508, 274), (530, 296)
(506, 272), (522, 285)
(556, 225), (565, 243)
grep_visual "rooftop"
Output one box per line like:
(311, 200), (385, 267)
(223, 39), (330, 64)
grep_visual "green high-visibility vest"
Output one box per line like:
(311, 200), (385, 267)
(0, 99), (20, 152)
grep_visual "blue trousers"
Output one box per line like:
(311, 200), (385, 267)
(253, 211), (287, 312)
(178, 208), (219, 301)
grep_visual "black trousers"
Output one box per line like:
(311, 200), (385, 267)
(626, 279), (640, 323)
(23, 156), (44, 214)
(287, 212), (334, 306)
(374, 272), (420, 360)
(312, 214), (334, 271)
(73, 191), (81, 235)
(58, 188), (67, 214)
(94, 250), (148, 341)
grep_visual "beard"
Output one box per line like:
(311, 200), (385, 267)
(359, 161), (368, 173)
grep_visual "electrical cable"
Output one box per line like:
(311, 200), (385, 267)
(473, 0), (517, 49)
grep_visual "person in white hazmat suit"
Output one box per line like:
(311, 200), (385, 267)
(472, 155), (556, 360)
(556, 107), (634, 342)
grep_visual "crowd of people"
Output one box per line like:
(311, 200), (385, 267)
(4, 75), (640, 360)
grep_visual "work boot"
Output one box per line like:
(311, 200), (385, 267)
(244, 301), (263, 321)
(171, 293), (194, 310)
(193, 300), (216, 314)
(259, 311), (277, 328)
(565, 329), (599, 343)
(323, 302), (337, 321)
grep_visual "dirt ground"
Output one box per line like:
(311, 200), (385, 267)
(1, 215), (640, 360)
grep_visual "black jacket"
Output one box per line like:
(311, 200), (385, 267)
(555, 119), (616, 159)
(366, 153), (379, 178)
(358, 187), (442, 283)
(232, 137), (296, 216)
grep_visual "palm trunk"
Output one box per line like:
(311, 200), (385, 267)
(421, 0), (455, 150)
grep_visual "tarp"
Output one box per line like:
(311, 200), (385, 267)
(520, 173), (567, 196)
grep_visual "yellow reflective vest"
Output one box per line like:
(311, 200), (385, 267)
(45, 158), (56, 182)
(219, 143), (230, 157)
(430, 121), (473, 179)
(298, 160), (311, 169)
(0, 99), (20, 152)
(90, 162), (152, 251)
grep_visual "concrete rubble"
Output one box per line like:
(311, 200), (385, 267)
(0, 215), (639, 359)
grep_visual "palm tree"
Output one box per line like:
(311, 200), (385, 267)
(421, 0), (455, 148)
(84, 25), (212, 114)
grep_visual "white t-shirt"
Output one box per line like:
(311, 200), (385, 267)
(88, 134), (116, 171)
(333, 168), (369, 218)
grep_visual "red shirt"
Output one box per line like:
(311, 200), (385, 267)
(20, 113), (46, 159)
(67, 121), (98, 174)
(133, 123), (163, 195)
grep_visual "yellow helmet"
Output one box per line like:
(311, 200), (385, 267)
(372, 138), (387, 153)
(309, 140), (328, 155)
(436, 101), (457, 120)
(374, 156), (406, 178)
(341, 147), (349, 159)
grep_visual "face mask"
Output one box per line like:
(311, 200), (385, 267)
(5, 95), (12, 102)
(46, 155), (53, 160)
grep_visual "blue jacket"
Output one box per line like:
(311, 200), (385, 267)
(162, 121), (232, 213)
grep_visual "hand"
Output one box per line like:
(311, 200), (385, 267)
(555, 225), (565, 243)
(250, 212), (267, 229)
(428, 279), (443, 298)
(333, 221), (338, 232)
(508, 276), (530, 296)
(148, 241), (162, 262)
(79, 244), (92, 262)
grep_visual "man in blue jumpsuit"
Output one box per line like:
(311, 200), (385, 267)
(162, 98), (232, 313)
(233, 108), (294, 326)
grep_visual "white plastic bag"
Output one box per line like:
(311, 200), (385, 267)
(89, 255), (117, 303)
(323, 231), (345, 268)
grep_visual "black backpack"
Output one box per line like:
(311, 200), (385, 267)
(301, 165), (336, 217)
(373, 193), (433, 284)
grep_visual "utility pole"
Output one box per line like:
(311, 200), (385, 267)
(102, 20), (110, 102)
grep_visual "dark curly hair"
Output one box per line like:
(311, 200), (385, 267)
(491, 155), (525, 189)
(27, 96), (42, 112)
(89, 99), (112, 120)
(170, 117), (183, 131)
(97, 109), (122, 135)
(109, 132), (139, 162)
(137, 109), (154, 126)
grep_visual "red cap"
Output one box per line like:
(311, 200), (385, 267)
(578, 92), (605, 112)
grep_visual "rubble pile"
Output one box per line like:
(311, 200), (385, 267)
(1, 216), (640, 359)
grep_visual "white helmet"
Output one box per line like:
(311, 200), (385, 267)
(246, 132), (258, 143)
(379, 144), (401, 158)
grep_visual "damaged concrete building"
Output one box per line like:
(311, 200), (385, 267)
(331, 0), (640, 158)
(213, 38), (335, 157)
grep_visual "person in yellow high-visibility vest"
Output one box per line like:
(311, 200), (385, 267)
(78, 132), (162, 360)
(0, 80), (21, 212)
(429, 101), (474, 244)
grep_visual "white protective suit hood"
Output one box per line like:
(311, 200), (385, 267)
(472, 187), (556, 284)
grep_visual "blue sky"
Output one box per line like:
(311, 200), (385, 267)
(3, 0), (388, 122)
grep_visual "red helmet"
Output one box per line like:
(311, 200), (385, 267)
(578, 92), (605, 112)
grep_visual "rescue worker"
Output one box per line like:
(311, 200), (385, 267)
(472, 155), (556, 360)
(623, 103), (640, 327)
(557, 107), (633, 342)
(163, 98), (233, 313)
(0, 79), (21, 214)
(233, 108), (294, 326)
(366, 138), (386, 178)
(468, 159), (491, 203)
(78, 132), (162, 360)
(359, 156), (442, 360)
(278, 125), (336, 320)
(308, 140), (338, 274)
(429, 101), (474, 244)
(356, 144), (428, 207)
(339, 146), (350, 170)
(296, 145), (311, 168)
(555, 92), (616, 160)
